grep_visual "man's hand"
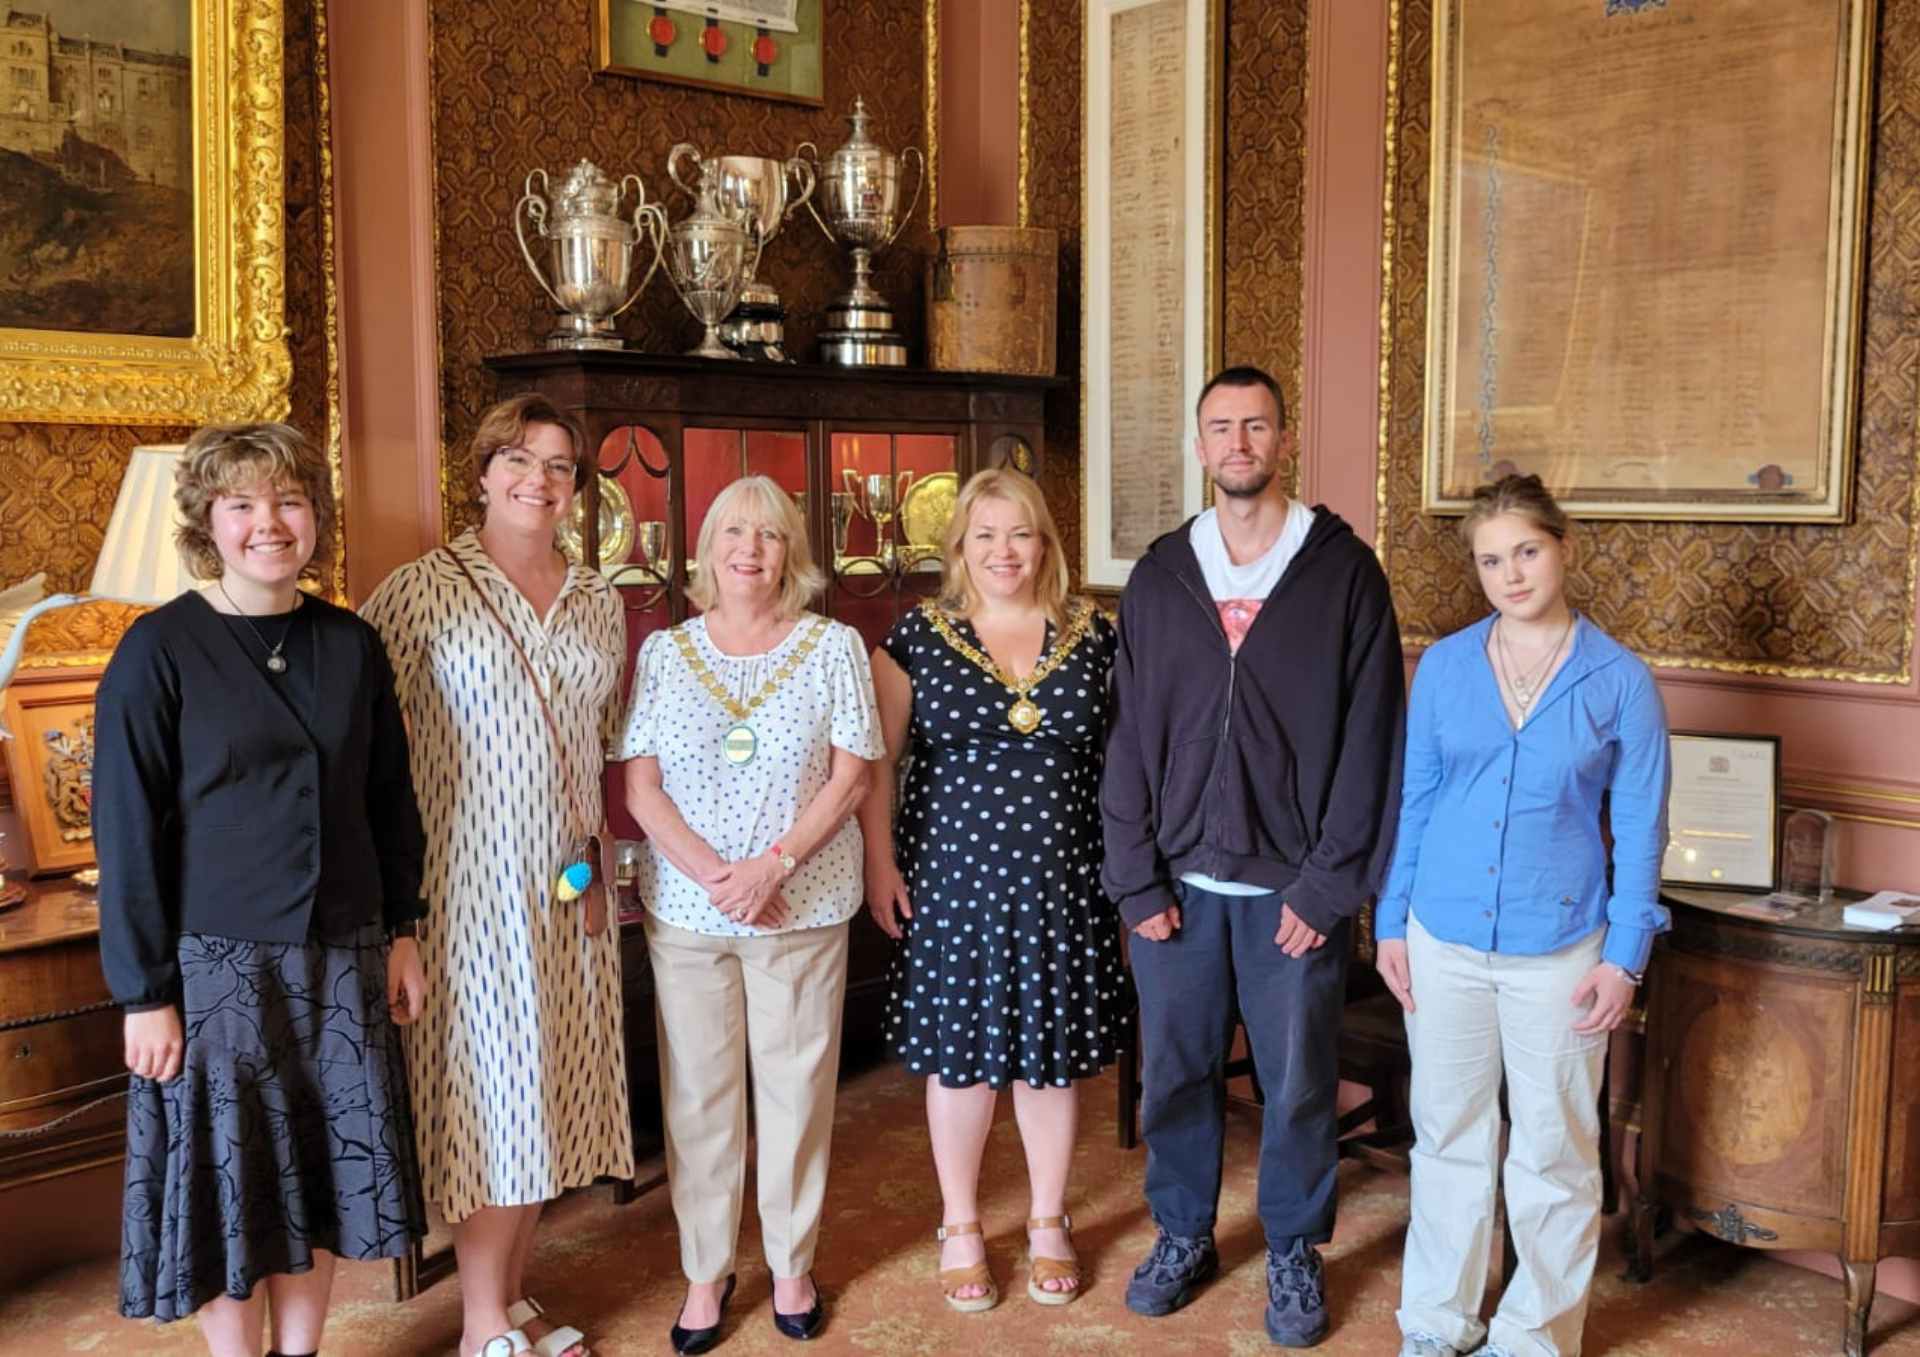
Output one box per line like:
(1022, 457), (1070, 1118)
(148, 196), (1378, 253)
(1274, 903), (1326, 958)
(1133, 904), (1182, 942)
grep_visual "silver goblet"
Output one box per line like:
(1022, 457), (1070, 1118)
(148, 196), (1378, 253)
(664, 177), (759, 360)
(668, 145), (816, 316)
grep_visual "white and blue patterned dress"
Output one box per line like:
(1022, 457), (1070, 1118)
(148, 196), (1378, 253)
(361, 530), (633, 1221)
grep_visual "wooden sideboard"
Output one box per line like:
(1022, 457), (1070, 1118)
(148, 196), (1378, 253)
(1629, 887), (1920, 1356)
(0, 881), (125, 1192)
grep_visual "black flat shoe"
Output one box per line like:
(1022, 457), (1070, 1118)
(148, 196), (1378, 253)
(670, 1273), (737, 1355)
(771, 1274), (825, 1341)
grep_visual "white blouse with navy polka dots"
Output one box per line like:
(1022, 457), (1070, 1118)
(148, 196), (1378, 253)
(616, 613), (882, 936)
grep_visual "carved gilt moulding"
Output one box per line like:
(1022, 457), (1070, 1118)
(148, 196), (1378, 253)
(0, 0), (292, 425)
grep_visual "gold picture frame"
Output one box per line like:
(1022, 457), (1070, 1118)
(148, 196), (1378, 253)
(1423, 0), (1875, 521)
(1, 666), (103, 877)
(591, 0), (825, 107)
(1081, 0), (1223, 589)
(0, 0), (291, 426)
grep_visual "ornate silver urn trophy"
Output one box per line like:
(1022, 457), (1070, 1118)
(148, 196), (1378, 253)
(667, 144), (816, 361)
(514, 160), (667, 350)
(664, 171), (760, 360)
(800, 97), (925, 367)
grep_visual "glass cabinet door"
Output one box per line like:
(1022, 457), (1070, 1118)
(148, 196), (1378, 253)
(828, 430), (958, 651)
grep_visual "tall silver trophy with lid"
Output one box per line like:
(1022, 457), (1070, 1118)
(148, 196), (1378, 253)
(514, 160), (667, 349)
(667, 144), (816, 361)
(800, 97), (925, 366)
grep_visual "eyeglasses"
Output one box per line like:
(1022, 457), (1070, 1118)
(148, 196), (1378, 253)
(492, 447), (579, 482)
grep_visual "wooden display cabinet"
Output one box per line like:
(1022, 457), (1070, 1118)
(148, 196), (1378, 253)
(1629, 886), (1920, 1356)
(485, 350), (1063, 1157)
(0, 880), (123, 1193)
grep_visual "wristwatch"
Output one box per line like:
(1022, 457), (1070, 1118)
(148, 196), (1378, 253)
(770, 844), (797, 877)
(390, 920), (419, 941)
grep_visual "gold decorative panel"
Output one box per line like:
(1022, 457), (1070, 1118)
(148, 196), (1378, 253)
(1380, 0), (1919, 682)
(1023, 0), (1086, 585)
(429, 0), (939, 536)
(1221, 3), (1309, 420)
(0, 0), (339, 601)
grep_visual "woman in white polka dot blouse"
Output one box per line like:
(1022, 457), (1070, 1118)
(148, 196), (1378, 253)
(617, 476), (882, 1352)
(858, 468), (1131, 1313)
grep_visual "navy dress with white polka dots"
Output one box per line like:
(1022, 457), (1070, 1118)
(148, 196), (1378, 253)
(882, 602), (1131, 1089)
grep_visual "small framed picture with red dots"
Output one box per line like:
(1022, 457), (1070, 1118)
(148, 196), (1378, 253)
(594, 0), (825, 107)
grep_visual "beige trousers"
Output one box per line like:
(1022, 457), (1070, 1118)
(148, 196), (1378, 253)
(646, 914), (850, 1283)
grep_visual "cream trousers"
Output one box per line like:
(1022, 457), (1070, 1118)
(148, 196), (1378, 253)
(647, 914), (850, 1283)
(1398, 915), (1607, 1356)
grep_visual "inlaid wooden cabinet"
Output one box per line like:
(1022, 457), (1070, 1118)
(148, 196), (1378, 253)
(1629, 888), (1920, 1356)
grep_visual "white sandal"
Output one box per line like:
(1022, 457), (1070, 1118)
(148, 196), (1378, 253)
(469, 1330), (531, 1357)
(507, 1298), (590, 1357)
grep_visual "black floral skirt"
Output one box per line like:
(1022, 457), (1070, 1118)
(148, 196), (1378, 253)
(120, 924), (426, 1321)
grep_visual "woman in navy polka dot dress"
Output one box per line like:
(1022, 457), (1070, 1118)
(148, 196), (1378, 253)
(860, 468), (1130, 1313)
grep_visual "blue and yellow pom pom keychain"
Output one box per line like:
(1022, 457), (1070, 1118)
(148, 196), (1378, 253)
(555, 859), (594, 902)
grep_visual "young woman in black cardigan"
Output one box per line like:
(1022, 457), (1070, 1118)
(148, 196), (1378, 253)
(93, 422), (429, 1357)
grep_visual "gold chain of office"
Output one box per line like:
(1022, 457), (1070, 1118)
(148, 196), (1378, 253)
(674, 616), (831, 766)
(922, 598), (1096, 734)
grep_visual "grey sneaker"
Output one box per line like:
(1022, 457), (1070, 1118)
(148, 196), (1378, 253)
(1124, 1230), (1219, 1316)
(1262, 1237), (1329, 1347)
(1466, 1347), (1516, 1357)
(1401, 1335), (1459, 1357)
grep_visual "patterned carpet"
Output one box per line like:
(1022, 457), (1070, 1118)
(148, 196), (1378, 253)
(4, 1063), (1917, 1354)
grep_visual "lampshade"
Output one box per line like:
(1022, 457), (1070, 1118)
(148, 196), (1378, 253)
(89, 443), (192, 604)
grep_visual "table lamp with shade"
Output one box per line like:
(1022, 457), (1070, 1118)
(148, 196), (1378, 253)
(0, 444), (191, 904)
(0, 443), (193, 741)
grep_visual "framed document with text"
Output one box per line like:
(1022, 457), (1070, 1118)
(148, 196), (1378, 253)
(1082, 0), (1221, 588)
(1424, 0), (1874, 521)
(1662, 732), (1781, 892)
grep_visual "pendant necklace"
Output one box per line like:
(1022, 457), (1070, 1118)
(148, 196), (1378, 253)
(925, 598), (1095, 734)
(217, 579), (299, 674)
(1494, 612), (1574, 718)
(674, 615), (830, 766)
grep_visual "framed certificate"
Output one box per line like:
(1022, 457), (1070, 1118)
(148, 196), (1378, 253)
(1661, 732), (1782, 892)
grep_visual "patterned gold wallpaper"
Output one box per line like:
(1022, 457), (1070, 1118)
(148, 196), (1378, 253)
(429, 0), (940, 533)
(0, 0), (336, 607)
(1379, 0), (1920, 681)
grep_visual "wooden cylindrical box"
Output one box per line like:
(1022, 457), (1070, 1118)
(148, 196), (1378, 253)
(926, 226), (1058, 376)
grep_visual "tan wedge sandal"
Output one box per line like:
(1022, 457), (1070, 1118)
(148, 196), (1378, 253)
(1026, 1214), (1081, 1306)
(936, 1221), (1000, 1313)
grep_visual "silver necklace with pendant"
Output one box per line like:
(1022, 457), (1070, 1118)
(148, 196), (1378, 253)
(217, 579), (297, 674)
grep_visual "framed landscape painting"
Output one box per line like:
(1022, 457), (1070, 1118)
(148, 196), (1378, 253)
(0, 0), (290, 424)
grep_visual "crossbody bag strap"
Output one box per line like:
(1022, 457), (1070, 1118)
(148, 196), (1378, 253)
(440, 546), (591, 840)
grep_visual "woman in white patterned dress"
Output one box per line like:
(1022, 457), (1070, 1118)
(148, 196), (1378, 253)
(361, 394), (631, 1357)
(617, 476), (881, 1353)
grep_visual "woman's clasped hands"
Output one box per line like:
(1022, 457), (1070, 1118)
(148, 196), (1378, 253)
(706, 853), (791, 928)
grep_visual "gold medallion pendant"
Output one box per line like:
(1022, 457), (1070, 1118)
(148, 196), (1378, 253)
(722, 723), (758, 766)
(1008, 697), (1043, 733)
